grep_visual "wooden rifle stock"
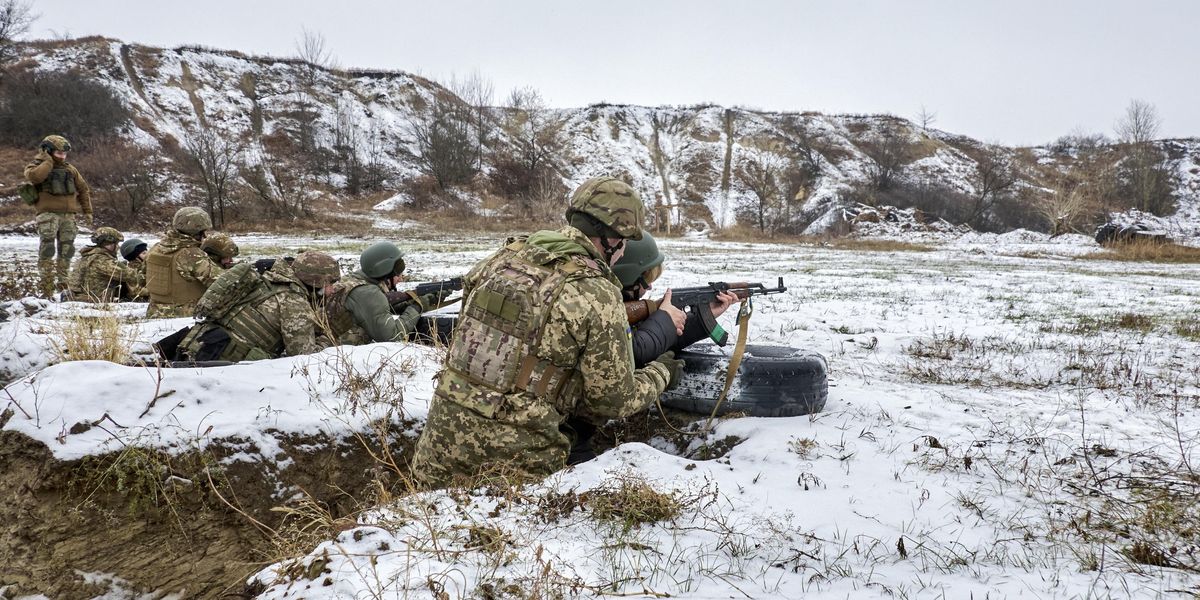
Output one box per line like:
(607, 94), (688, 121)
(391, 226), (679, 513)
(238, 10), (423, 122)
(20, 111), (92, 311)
(624, 298), (661, 325)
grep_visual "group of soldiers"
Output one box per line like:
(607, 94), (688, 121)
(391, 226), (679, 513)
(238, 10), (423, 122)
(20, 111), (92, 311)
(23, 135), (741, 487)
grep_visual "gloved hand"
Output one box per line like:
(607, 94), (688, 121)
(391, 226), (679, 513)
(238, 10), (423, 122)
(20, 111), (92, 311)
(417, 291), (446, 311)
(653, 351), (685, 391)
(398, 303), (421, 332)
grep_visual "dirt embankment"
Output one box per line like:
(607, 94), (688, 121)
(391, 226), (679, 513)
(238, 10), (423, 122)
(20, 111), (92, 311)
(0, 420), (415, 599)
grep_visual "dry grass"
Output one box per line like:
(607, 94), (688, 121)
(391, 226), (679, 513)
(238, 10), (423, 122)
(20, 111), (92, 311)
(50, 311), (139, 364)
(582, 474), (683, 530)
(1079, 240), (1200, 263)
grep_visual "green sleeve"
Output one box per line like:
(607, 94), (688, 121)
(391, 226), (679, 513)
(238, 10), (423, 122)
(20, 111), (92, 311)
(345, 285), (412, 342)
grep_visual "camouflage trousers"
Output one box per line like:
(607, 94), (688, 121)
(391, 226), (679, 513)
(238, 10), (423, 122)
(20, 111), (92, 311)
(35, 211), (77, 296)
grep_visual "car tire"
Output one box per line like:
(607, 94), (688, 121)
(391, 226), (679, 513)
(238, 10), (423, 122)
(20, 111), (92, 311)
(663, 343), (828, 418)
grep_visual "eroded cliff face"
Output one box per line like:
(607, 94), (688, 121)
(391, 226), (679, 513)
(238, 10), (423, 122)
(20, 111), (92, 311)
(0, 423), (414, 599)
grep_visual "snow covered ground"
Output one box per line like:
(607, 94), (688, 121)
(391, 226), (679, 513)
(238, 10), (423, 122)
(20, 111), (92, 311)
(3, 231), (1200, 599)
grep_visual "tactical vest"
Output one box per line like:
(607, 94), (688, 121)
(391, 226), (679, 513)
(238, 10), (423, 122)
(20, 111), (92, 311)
(38, 166), (77, 196)
(439, 240), (605, 416)
(321, 273), (376, 341)
(146, 244), (209, 306)
(68, 247), (119, 302)
(213, 280), (298, 360)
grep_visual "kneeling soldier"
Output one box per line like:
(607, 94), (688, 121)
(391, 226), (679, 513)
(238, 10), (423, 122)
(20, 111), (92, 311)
(321, 241), (444, 345)
(68, 227), (146, 303)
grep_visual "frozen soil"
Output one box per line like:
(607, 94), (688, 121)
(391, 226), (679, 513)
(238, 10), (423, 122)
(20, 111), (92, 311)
(3, 231), (1200, 598)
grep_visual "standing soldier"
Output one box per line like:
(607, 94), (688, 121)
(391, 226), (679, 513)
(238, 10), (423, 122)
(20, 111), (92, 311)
(177, 251), (341, 361)
(67, 227), (145, 303)
(145, 207), (220, 317)
(23, 135), (93, 297)
(321, 241), (441, 345)
(201, 233), (240, 269)
(410, 176), (684, 487)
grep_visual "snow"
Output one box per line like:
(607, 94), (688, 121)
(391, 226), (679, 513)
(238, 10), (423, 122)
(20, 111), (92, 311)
(6, 230), (1199, 598)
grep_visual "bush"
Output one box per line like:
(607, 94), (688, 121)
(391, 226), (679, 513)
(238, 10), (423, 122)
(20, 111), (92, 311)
(0, 68), (131, 149)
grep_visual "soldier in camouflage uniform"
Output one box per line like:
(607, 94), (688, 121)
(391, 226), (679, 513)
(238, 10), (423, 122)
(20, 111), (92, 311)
(23, 135), (93, 297)
(67, 227), (146, 303)
(144, 207), (221, 317)
(321, 242), (443, 345)
(410, 176), (685, 487)
(201, 233), (240, 269)
(177, 251), (341, 361)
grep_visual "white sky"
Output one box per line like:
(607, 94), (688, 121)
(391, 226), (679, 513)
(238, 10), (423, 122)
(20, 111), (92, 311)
(28, 0), (1200, 145)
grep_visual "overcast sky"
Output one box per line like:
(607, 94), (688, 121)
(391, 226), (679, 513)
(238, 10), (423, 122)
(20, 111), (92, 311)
(28, 0), (1200, 145)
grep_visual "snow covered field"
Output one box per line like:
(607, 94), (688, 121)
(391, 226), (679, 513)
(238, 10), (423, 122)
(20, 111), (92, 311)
(3, 231), (1200, 599)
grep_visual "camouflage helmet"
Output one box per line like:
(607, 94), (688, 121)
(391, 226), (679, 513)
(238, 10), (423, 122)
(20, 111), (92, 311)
(566, 176), (645, 240)
(40, 135), (72, 153)
(120, 238), (148, 261)
(172, 207), (212, 235)
(90, 227), (124, 246)
(292, 251), (341, 288)
(201, 233), (240, 259)
(612, 230), (664, 288)
(360, 241), (405, 279)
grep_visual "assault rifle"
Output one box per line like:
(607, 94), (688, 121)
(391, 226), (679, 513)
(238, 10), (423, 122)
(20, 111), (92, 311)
(385, 277), (464, 313)
(624, 277), (787, 346)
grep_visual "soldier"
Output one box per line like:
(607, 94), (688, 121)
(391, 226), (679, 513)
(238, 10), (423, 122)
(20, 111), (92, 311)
(321, 241), (444, 345)
(23, 135), (93, 297)
(410, 176), (685, 487)
(612, 231), (738, 367)
(66, 227), (146, 303)
(177, 251), (341, 361)
(119, 238), (149, 300)
(201, 233), (240, 269)
(144, 207), (220, 317)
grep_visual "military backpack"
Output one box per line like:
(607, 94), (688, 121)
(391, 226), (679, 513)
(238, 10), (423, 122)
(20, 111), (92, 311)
(194, 262), (280, 323)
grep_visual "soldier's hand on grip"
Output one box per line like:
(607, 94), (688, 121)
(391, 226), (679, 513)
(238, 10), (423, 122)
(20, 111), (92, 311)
(417, 292), (443, 312)
(654, 351), (685, 391)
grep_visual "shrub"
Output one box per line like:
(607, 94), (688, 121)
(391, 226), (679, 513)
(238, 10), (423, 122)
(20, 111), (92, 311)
(0, 68), (131, 149)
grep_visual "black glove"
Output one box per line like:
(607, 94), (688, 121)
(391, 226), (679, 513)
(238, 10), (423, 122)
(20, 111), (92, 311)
(654, 351), (685, 391)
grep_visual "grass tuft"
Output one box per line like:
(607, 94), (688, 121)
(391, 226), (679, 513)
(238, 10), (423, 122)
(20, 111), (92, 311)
(50, 311), (139, 364)
(1079, 241), (1200, 263)
(583, 475), (682, 530)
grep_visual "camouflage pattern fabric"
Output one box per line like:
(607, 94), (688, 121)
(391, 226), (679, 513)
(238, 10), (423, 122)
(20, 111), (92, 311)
(410, 226), (670, 487)
(34, 211), (78, 296)
(68, 245), (146, 303)
(145, 229), (221, 318)
(566, 177), (644, 240)
(181, 259), (327, 360)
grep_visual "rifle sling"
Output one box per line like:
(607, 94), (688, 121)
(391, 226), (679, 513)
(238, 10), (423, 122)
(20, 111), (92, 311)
(703, 298), (752, 434)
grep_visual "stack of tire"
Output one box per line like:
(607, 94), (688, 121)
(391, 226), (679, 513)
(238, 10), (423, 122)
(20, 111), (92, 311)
(1094, 222), (1170, 246)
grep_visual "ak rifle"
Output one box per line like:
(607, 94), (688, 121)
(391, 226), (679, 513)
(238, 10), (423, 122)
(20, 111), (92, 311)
(385, 277), (464, 313)
(624, 277), (787, 346)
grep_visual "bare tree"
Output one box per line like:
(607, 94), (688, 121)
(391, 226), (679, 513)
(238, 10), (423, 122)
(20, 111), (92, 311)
(411, 94), (477, 190)
(1037, 180), (1091, 237)
(0, 0), (36, 71)
(649, 110), (699, 228)
(450, 70), (496, 173)
(968, 146), (1018, 228)
(183, 127), (239, 227)
(861, 126), (914, 194)
(735, 148), (784, 233)
(1113, 99), (1176, 215)
(916, 106), (937, 133)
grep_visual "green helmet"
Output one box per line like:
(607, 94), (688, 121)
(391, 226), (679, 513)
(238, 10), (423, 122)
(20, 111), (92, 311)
(292, 251), (341, 287)
(40, 135), (72, 153)
(201, 233), (239, 259)
(565, 176), (645, 240)
(612, 230), (664, 287)
(172, 207), (212, 235)
(120, 238), (148, 261)
(90, 227), (124, 246)
(360, 241), (406, 279)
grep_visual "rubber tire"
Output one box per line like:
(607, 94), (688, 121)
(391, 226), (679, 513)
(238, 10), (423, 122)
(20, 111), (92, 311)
(663, 343), (828, 418)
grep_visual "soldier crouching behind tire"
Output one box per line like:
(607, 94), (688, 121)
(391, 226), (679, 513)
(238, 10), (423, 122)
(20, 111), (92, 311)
(321, 241), (442, 345)
(176, 251), (341, 362)
(409, 176), (685, 488)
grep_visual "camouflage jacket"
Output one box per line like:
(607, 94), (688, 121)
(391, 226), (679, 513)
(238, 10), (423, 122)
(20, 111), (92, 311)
(410, 226), (671, 487)
(215, 260), (327, 359)
(67, 245), (145, 303)
(23, 155), (92, 215)
(145, 230), (221, 317)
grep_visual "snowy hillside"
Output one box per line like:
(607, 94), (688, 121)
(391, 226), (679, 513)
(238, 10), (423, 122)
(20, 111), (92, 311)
(8, 37), (1200, 235)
